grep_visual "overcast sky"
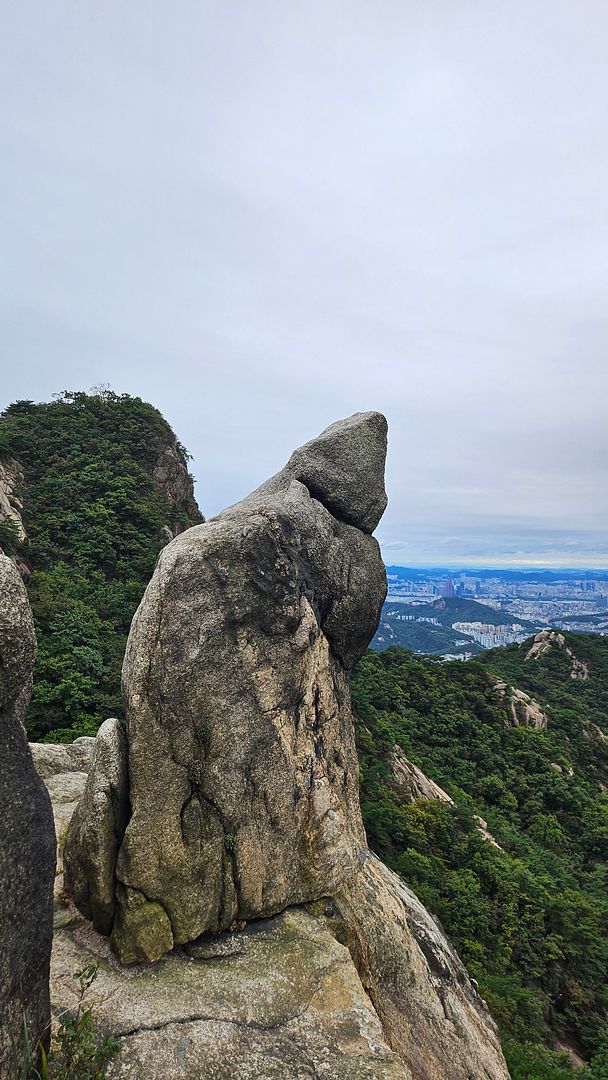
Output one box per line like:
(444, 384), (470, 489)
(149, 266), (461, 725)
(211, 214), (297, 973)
(1, 2), (607, 567)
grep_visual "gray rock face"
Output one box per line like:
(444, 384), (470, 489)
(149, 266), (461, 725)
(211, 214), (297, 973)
(50, 748), (510, 1080)
(0, 555), (56, 1073)
(334, 853), (509, 1080)
(240, 410), (388, 534)
(0, 458), (26, 541)
(29, 735), (96, 779)
(52, 905), (410, 1080)
(65, 412), (388, 962)
(64, 718), (130, 935)
(153, 444), (204, 533)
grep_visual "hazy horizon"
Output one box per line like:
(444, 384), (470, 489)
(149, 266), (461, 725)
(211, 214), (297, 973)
(2, 4), (607, 567)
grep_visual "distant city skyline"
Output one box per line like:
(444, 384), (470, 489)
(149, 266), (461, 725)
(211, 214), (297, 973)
(2, 4), (607, 567)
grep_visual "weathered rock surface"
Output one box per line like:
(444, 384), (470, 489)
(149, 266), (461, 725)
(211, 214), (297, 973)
(0, 555), (56, 1073)
(0, 457), (26, 541)
(46, 746), (509, 1080)
(57, 412), (510, 1077)
(490, 676), (549, 729)
(66, 412), (388, 963)
(333, 853), (508, 1080)
(153, 445), (204, 534)
(525, 629), (589, 680)
(388, 745), (454, 804)
(51, 905), (409, 1080)
(46, 732), (509, 1080)
(30, 735), (96, 779)
(64, 718), (130, 935)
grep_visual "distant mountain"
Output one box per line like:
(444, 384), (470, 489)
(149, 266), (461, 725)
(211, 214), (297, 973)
(371, 596), (538, 656)
(426, 596), (537, 628)
(372, 606), (483, 656)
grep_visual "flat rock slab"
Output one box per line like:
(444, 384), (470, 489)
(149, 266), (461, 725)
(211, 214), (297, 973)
(51, 909), (409, 1080)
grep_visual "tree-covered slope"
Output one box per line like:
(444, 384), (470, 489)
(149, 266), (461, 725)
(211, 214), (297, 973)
(372, 610), (483, 655)
(0, 390), (202, 740)
(352, 640), (608, 1079)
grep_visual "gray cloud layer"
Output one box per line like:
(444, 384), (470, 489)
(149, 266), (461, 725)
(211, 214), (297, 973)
(1, 2), (607, 566)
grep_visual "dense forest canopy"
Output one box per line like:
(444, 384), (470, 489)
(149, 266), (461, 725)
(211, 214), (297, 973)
(0, 390), (202, 739)
(352, 635), (608, 1079)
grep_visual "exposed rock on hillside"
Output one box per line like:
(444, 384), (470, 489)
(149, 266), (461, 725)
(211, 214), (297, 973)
(491, 676), (549, 729)
(388, 744), (504, 850)
(153, 444), (203, 532)
(388, 744), (454, 803)
(526, 629), (589, 680)
(0, 555), (55, 1073)
(0, 457), (26, 540)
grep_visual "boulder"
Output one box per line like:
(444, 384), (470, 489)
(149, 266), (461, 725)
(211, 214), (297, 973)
(58, 413), (510, 1077)
(29, 735), (96, 779)
(66, 412), (388, 962)
(63, 717), (129, 935)
(0, 555), (56, 1073)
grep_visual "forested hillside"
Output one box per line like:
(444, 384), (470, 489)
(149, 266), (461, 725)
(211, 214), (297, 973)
(353, 636), (608, 1079)
(0, 390), (202, 740)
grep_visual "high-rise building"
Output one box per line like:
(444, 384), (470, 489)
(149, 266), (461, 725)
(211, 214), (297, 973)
(442, 576), (455, 598)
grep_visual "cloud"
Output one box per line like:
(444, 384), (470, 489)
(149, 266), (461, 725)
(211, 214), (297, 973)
(1, 1), (607, 566)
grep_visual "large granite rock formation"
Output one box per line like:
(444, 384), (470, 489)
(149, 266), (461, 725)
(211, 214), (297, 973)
(46, 731), (509, 1078)
(0, 555), (56, 1073)
(59, 412), (510, 1077)
(66, 412), (388, 963)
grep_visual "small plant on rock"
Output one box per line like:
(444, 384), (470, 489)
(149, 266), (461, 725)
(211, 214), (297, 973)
(26, 964), (119, 1080)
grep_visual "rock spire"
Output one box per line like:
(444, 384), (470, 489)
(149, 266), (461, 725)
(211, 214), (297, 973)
(66, 412), (388, 963)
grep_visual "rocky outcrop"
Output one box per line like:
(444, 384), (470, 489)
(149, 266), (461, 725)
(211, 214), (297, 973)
(473, 816), (504, 851)
(66, 412), (389, 963)
(153, 445), (204, 534)
(0, 555), (56, 1073)
(388, 745), (504, 851)
(0, 457), (26, 541)
(490, 677), (549, 729)
(52, 903), (409, 1080)
(333, 853), (507, 1079)
(60, 412), (510, 1078)
(45, 741), (508, 1079)
(525, 630), (589, 680)
(388, 745), (454, 803)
